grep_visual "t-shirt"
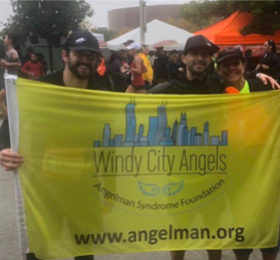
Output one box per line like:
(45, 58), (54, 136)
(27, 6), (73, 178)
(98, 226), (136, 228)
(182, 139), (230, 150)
(149, 75), (216, 94)
(39, 70), (113, 91)
(21, 60), (45, 79)
(5, 48), (20, 75)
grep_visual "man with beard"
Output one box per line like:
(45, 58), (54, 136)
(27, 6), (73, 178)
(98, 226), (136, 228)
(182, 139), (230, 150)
(149, 34), (222, 260)
(149, 35), (278, 95)
(149, 35), (279, 260)
(149, 35), (219, 95)
(39, 30), (111, 91)
(0, 30), (111, 260)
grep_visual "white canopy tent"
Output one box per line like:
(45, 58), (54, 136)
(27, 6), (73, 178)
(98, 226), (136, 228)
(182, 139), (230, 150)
(106, 19), (193, 49)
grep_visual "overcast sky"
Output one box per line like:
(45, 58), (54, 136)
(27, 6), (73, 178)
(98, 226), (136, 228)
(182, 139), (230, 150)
(0, 0), (189, 29)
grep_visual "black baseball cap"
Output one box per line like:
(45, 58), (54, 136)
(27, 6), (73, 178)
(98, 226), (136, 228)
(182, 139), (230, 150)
(216, 47), (246, 65)
(64, 30), (100, 53)
(184, 35), (219, 55)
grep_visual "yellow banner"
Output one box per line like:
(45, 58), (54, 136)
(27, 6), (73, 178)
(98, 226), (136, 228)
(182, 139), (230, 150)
(16, 78), (280, 259)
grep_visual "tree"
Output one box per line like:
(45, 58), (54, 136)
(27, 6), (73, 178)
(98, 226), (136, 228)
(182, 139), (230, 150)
(4, 0), (93, 71)
(180, 0), (280, 35)
(167, 17), (201, 33)
(92, 28), (116, 42)
(116, 27), (134, 38)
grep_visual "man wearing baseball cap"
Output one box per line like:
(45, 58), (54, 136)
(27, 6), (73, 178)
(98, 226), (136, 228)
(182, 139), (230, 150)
(149, 35), (278, 94)
(149, 34), (220, 94)
(150, 36), (279, 260)
(149, 35), (221, 260)
(39, 30), (112, 91)
(0, 30), (112, 260)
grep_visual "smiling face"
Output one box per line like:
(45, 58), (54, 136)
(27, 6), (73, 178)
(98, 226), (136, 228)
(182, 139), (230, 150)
(183, 48), (212, 79)
(63, 50), (99, 80)
(218, 57), (245, 87)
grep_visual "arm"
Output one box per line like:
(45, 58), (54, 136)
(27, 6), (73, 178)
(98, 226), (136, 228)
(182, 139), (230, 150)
(0, 148), (23, 171)
(130, 56), (143, 74)
(0, 59), (21, 69)
(256, 73), (280, 89)
(21, 61), (33, 77)
(0, 89), (7, 117)
(1, 51), (21, 69)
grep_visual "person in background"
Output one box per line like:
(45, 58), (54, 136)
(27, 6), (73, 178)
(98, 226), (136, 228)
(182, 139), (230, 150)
(0, 32), (21, 75)
(0, 34), (19, 153)
(21, 47), (34, 65)
(256, 40), (278, 78)
(244, 49), (257, 74)
(125, 42), (147, 93)
(139, 44), (153, 90)
(0, 39), (6, 92)
(123, 39), (135, 65)
(21, 52), (45, 79)
(167, 51), (180, 80)
(36, 53), (48, 74)
(153, 46), (169, 84)
(109, 49), (131, 92)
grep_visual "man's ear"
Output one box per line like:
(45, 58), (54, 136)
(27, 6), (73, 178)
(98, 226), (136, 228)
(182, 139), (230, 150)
(61, 50), (68, 63)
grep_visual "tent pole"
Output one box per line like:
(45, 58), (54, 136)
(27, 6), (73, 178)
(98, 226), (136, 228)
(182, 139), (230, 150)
(139, 0), (146, 45)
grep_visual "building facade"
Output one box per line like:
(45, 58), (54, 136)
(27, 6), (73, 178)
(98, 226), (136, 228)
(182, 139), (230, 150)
(108, 5), (181, 32)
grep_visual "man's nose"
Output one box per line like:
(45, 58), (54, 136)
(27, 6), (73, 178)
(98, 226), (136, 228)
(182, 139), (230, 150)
(196, 54), (205, 60)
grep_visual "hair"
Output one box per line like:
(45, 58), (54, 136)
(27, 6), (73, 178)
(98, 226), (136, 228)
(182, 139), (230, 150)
(267, 40), (277, 53)
(26, 47), (34, 53)
(5, 32), (18, 46)
(0, 40), (5, 59)
(245, 49), (252, 58)
(141, 44), (148, 53)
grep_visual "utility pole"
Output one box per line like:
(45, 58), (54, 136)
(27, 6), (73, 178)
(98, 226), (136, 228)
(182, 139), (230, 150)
(139, 0), (146, 45)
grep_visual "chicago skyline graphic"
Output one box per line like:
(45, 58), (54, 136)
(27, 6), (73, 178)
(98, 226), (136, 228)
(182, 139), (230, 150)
(93, 103), (228, 147)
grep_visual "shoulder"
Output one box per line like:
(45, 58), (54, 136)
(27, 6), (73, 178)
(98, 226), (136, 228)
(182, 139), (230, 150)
(135, 55), (143, 62)
(9, 49), (19, 59)
(248, 78), (273, 92)
(38, 71), (64, 86)
(22, 60), (31, 66)
(206, 72), (225, 93)
(149, 80), (182, 94)
(90, 73), (113, 91)
(139, 53), (147, 59)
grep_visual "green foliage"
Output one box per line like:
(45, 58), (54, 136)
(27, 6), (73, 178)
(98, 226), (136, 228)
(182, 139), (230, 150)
(92, 28), (116, 42)
(4, 0), (93, 45)
(180, 0), (280, 35)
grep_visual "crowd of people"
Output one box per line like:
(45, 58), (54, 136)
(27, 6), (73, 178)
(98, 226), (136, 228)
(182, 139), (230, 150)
(0, 29), (279, 260)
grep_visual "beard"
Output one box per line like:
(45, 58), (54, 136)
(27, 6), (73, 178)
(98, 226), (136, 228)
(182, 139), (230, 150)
(187, 61), (208, 78)
(68, 61), (93, 80)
